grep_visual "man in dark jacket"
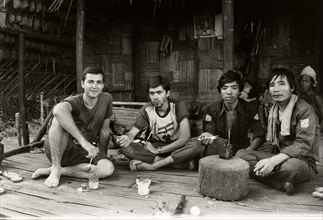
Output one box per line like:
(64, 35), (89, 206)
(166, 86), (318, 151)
(185, 70), (265, 158)
(236, 68), (320, 195)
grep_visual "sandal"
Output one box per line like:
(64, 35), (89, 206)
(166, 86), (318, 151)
(0, 171), (23, 183)
(0, 186), (6, 195)
(129, 160), (142, 171)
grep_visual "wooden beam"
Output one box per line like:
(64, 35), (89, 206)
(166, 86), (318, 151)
(1, 140), (44, 161)
(0, 29), (73, 45)
(113, 101), (147, 106)
(222, 0), (234, 72)
(76, 0), (85, 93)
(18, 33), (30, 145)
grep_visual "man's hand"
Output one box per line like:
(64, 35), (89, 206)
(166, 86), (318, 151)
(198, 132), (217, 145)
(254, 158), (276, 176)
(143, 142), (158, 154)
(116, 135), (131, 147)
(83, 142), (98, 159)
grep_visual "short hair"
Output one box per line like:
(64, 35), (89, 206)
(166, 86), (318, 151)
(266, 68), (296, 93)
(82, 66), (105, 82)
(147, 75), (170, 92)
(217, 70), (243, 93)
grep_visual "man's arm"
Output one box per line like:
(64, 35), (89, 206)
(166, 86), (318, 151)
(247, 112), (265, 150)
(53, 102), (97, 158)
(117, 127), (140, 148)
(98, 118), (111, 156)
(254, 153), (290, 176)
(314, 95), (323, 131)
(246, 137), (264, 151)
(157, 117), (191, 154)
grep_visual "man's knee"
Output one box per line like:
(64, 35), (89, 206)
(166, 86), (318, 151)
(48, 118), (70, 147)
(184, 138), (204, 154)
(121, 145), (135, 158)
(97, 159), (115, 178)
(235, 149), (252, 160)
(279, 158), (305, 174)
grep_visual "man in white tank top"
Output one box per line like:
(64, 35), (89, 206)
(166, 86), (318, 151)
(117, 76), (203, 171)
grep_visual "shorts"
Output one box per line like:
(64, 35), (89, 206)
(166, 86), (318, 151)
(44, 135), (109, 167)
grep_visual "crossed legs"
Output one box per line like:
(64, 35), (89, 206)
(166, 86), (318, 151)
(236, 149), (316, 195)
(32, 118), (114, 187)
(122, 138), (203, 171)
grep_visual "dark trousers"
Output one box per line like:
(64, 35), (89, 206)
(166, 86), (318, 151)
(184, 137), (236, 158)
(121, 139), (204, 165)
(236, 146), (316, 185)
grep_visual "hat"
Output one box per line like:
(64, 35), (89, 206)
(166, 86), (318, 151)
(300, 66), (317, 87)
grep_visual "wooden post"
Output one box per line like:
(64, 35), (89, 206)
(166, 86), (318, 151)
(222, 0), (234, 72)
(76, 0), (85, 93)
(132, 8), (141, 101)
(18, 33), (29, 145)
(15, 113), (22, 146)
(40, 91), (44, 124)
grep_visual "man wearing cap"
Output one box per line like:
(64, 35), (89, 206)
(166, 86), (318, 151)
(298, 66), (323, 132)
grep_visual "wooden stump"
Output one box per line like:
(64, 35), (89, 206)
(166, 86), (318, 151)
(198, 155), (250, 201)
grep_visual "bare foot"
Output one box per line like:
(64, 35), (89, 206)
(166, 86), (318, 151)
(136, 162), (155, 171)
(31, 167), (51, 179)
(44, 168), (62, 188)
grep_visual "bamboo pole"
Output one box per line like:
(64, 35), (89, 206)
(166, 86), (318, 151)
(29, 75), (52, 96)
(6, 71), (33, 96)
(76, 0), (84, 93)
(2, 140), (44, 159)
(32, 107), (53, 143)
(18, 33), (29, 145)
(56, 79), (76, 98)
(222, 0), (234, 72)
(1, 61), (35, 96)
(15, 113), (22, 146)
(40, 91), (44, 124)
(45, 76), (65, 97)
(37, 75), (59, 94)
(132, 6), (141, 101)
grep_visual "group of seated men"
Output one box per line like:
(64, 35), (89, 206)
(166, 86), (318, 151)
(32, 66), (320, 196)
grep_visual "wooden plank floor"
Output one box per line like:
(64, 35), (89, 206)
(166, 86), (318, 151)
(0, 139), (322, 219)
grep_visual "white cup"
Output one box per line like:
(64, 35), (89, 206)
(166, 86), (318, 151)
(89, 173), (99, 190)
(136, 175), (151, 195)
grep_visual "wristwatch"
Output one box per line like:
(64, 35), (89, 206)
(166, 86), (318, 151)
(157, 147), (162, 154)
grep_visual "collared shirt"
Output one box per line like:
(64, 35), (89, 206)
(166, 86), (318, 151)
(203, 98), (265, 153)
(277, 98), (320, 162)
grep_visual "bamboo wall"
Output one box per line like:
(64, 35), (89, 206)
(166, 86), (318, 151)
(0, 0), (76, 122)
(83, 1), (228, 103)
(84, 0), (319, 103)
(0, 0), (76, 100)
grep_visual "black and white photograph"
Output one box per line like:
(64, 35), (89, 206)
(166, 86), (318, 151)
(0, 0), (322, 219)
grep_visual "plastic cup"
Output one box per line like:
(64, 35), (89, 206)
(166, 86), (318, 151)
(136, 175), (151, 195)
(88, 173), (99, 190)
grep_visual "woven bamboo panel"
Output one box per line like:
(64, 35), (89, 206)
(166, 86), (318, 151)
(179, 60), (194, 82)
(198, 68), (222, 93)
